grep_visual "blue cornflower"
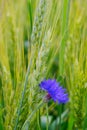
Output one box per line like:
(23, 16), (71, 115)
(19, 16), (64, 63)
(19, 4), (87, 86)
(39, 79), (69, 104)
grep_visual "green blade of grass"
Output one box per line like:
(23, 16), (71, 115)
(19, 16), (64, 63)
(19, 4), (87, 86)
(59, 0), (71, 75)
(28, 0), (33, 34)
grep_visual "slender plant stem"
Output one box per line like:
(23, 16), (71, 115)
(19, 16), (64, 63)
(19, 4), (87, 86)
(22, 102), (44, 130)
(36, 110), (41, 130)
(14, 53), (33, 130)
(46, 104), (49, 130)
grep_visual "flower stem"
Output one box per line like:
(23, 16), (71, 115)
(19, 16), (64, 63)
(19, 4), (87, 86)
(59, 104), (62, 130)
(46, 104), (49, 130)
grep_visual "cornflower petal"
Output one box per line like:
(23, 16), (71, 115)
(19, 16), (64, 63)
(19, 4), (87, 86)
(39, 79), (69, 104)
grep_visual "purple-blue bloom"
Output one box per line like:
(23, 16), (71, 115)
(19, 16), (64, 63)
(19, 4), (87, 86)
(39, 79), (69, 104)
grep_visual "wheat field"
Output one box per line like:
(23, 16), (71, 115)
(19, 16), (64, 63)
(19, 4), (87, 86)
(0, 0), (87, 130)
